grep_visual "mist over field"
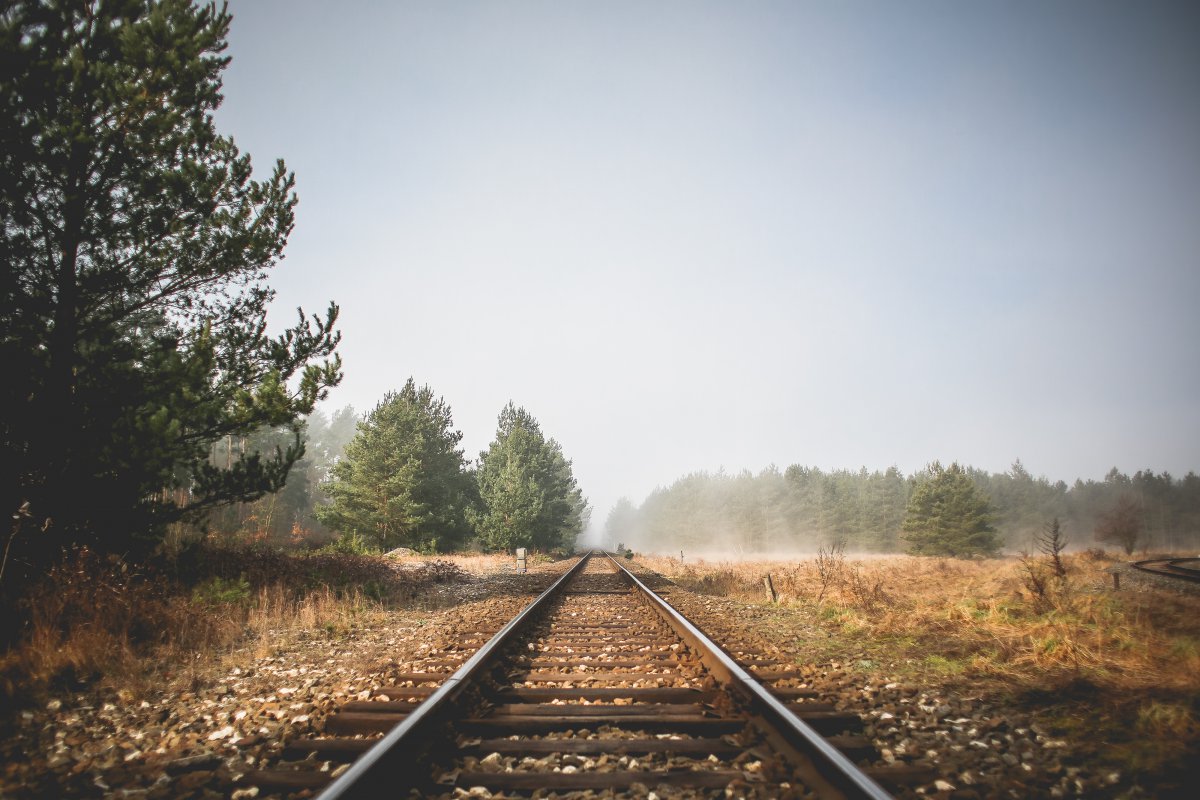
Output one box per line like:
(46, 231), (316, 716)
(213, 0), (1200, 533)
(597, 463), (1200, 557)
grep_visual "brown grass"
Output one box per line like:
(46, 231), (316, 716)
(421, 552), (517, 575)
(640, 550), (1200, 778)
(638, 551), (1200, 692)
(0, 545), (474, 706)
(242, 583), (388, 661)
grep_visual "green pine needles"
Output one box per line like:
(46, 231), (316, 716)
(472, 403), (590, 553)
(901, 462), (1001, 558)
(1, 1), (341, 564)
(317, 394), (589, 555)
(316, 381), (474, 554)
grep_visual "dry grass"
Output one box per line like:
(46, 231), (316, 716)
(640, 550), (1200, 777)
(0, 545), (472, 706)
(421, 552), (518, 575)
(242, 583), (388, 661)
(0, 550), (242, 701)
(638, 550), (1200, 692)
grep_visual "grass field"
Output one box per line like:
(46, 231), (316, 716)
(0, 546), (499, 704)
(639, 550), (1200, 688)
(636, 549), (1200, 781)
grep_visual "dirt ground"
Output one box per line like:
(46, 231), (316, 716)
(0, 552), (1196, 799)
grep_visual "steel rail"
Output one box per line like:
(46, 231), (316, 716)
(605, 552), (893, 800)
(1132, 557), (1200, 584)
(315, 551), (594, 799)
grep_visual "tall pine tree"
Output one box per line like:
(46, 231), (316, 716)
(473, 403), (588, 552)
(0, 1), (341, 566)
(317, 381), (473, 553)
(901, 462), (1000, 557)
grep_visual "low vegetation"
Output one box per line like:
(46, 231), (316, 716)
(644, 550), (1200, 688)
(0, 545), (477, 707)
(639, 549), (1200, 778)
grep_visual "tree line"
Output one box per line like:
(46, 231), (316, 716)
(313, 386), (588, 554)
(147, 386), (590, 555)
(606, 460), (1200, 557)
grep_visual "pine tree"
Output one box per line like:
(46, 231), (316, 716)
(901, 462), (1000, 557)
(316, 382), (473, 553)
(1, 1), (341, 564)
(473, 403), (588, 552)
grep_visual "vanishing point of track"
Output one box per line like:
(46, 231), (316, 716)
(242, 552), (897, 798)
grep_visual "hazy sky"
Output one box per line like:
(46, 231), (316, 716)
(216, 1), (1200, 530)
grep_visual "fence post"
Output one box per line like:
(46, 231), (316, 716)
(763, 573), (777, 603)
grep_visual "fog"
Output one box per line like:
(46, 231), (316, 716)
(216, 1), (1200, 535)
(593, 464), (1200, 556)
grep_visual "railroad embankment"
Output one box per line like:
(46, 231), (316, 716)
(0, 549), (1195, 798)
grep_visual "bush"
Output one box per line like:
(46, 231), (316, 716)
(0, 546), (241, 702)
(318, 531), (379, 556)
(192, 575), (251, 606)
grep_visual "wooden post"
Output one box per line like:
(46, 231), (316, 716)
(1104, 565), (1122, 590)
(763, 573), (777, 603)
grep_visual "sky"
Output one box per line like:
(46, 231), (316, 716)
(215, 1), (1200, 534)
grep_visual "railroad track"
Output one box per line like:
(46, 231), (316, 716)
(240, 552), (908, 798)
(1131, 557), (1200, 584)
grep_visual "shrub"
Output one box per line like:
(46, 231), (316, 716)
(192, 575), (251, 606)
(319, 531), (379, 556)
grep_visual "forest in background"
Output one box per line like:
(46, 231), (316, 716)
(202, 405), (359, 547)
(604, 460), (1200, 556)
(202, 392), (590, 556)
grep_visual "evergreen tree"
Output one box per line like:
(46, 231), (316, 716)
(0, 1), (340, 564)
(473, 403), (588, 552)
(207, 423), (313, 543)
(901, 462), (1000, 557)
(581, 462), (1200, 558)
(316, 382), (473, 553)
(306, 406), (361, 486)
(861, 466), (909, 551)
(206, 405), (359, 546)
